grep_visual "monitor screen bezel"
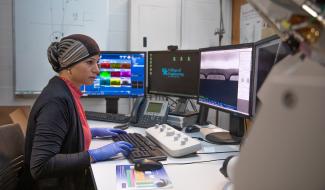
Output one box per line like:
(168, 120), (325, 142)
(197, 43), (255, 117)
(147, 50), (201, 99)
(81, 51), (147, 98)
(252, 35), (281, 115)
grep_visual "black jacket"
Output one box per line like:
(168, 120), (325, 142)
(21, 76), (92, 190)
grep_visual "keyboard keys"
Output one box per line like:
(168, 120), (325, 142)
(85, 111), (130, 123)
(112, 133), (167, 162)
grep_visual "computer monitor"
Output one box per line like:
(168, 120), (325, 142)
(80, 51), (146, 113)
(147, 50), (201, 116)
(198, 43), (254, 144)
(252, 35), (291, 116)
(148, 50), (200, 98)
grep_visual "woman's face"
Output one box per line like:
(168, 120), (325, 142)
(69, 55), (100, 86)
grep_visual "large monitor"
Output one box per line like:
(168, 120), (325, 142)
(198, 44), (254, 116)
(81, 51), (146, 97)
(147, 50), (201, 116)
(198, 43), (254, 144)
(80, 51), (146, 113)
(252, 35), (291, 115)
(147, 50), (200, 98)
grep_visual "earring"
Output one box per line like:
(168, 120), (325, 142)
(68, 69), (72, 75)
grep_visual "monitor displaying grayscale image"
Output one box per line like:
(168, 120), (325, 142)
(198, 43), (254, 117)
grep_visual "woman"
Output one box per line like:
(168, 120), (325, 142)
(22, 34), (133, 190)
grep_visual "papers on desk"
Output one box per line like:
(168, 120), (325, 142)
(116, 165), (172, 189)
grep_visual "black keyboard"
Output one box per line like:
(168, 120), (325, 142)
(85, 111), (130, 123)
(112, 133), (167, 163)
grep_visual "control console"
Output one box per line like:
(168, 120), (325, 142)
(145, 124), (202, 157)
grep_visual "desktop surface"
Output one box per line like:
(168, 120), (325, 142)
(88, 120), (239, 190)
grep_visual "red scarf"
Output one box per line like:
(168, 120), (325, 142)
(60, 77), (92, 150)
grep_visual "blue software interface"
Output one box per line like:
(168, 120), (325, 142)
(81, 52), (145, 97)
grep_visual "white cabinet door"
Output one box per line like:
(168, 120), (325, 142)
(130, 0), (181, 51)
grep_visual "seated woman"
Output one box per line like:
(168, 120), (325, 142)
(21, 34), (133, 190)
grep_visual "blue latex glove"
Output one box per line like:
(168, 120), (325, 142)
(88, 141), (133, 162)
(91, 128), (127, 138)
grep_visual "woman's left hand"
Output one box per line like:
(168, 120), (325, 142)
(91, 128), (127, 138)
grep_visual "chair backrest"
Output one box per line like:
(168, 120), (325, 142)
(0, 123), (25, 190)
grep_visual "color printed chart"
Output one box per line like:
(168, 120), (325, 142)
(116, 165), (172, 189)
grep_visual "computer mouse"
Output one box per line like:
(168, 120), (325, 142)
(185, 125), (200, 133)
(134, 159), (163, 171)
(154, 179), (169, 187)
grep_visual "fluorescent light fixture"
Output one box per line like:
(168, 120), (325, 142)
(302, 4), (318, 17)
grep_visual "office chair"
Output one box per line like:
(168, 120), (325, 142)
(0, 123), (25, 190)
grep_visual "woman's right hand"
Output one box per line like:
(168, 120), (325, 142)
(88, 141), (133, 162)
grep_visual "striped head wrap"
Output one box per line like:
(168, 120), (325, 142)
(47, 34), (100, 72)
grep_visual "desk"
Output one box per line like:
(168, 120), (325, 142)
(89, 120), (239, 190)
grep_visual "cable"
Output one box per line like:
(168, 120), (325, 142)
(192, 137), (213, 143)
(189, 99), (198, 112)
(167, 97), (177, 110)
(162, 158), (225, 166)
(219, 0), (224, 46)
(167, 97), (177, 105)
(214, 0), (225, 46)
(196, 151), (239, 155)
(244, 118), (248, 133)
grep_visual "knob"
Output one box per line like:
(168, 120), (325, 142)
(181, 140), (186, 145)
(166, 130), (175, 136)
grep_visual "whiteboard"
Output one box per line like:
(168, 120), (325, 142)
(14, 0), (110, 94)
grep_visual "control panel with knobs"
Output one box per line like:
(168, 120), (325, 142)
(145, 124), (202, 157)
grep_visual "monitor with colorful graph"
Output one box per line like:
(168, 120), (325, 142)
(80, 51), (146, 97)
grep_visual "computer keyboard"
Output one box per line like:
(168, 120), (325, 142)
(85, 111), (130, 123)
(112, 133), (167, 163)
(146, 124), (202, 157)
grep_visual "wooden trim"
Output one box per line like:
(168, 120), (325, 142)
(231, 0), (247, 45)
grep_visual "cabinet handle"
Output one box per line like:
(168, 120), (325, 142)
(143, 37), (147, 47)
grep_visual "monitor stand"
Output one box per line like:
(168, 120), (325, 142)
(168, 98), (198, 117)
(205, 115), (244, 145)
(196, 104), (210, 125)
(105, 97), (119, 114)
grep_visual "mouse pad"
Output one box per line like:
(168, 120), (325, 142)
(116, 165), (172, 189)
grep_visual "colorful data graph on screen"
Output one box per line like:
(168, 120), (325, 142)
(80, 52), (145, 97)
(116, 165), (172, 190)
